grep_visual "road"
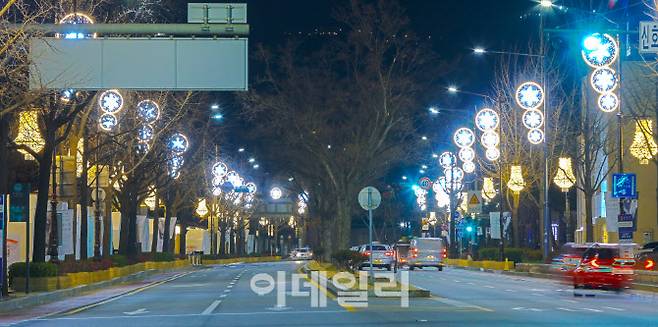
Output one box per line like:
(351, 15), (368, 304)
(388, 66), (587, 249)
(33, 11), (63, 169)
(7, 261), (658, 326)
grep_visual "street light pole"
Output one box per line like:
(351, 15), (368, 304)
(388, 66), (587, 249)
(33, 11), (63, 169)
(540, 12), (553, 261)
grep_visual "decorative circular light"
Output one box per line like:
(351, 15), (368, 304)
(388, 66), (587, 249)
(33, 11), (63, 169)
(459, 147), (476, 162)
(590, 67), (618, 93)
(226, 171), (240, 187)
(439, 151), (457, 169)
(168, 169), (181, 180)
(99, 113), (117, 131)
(233, 176), (244, 188)
(522, 109), (544, 129)
(475, 108), (499, 131)
(598, 93), (619, 112)
(485, 147), (500, 161)
(432, 178), (444, 193)
(454, 128), (475, 148)
(581, 33), (618, 68)
(527, 128), (545, 144)
(137, 100), (161, 124)
(462, 161), (476, 174)
(414, 187), (427, 198)
(98, 90), (123, 113)
(246, 182), (257, 194)
(211, 175), (225, 187)
(515, 81), (544, 110)
(480, 131), (500, 148)
(168, 133), (189, 154)
(211, 161), (228, 177)
(444, 167), (464, 183)
(135, 141), (150, 154)
(417, 197), (427, 206)
(270, 187), (283, 200)
(57, 12), (96, 39)
(212, 187), (222, 196)
(137, 124), (154, 142)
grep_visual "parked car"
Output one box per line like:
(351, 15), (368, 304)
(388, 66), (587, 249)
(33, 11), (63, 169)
(572, 243), (635, 294)
(358, 243), (394, 271)
(290, 247), (313, 260)
(407, 237), (446, 271)
(635, 242), (658, 271)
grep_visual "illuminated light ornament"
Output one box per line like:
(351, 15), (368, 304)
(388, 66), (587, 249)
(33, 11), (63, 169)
(598, 93), (619, 112)
(246, 182), (257, 194)
(414, 187), (427, 198)
(233, 193), (243, 205)
(136, 100), (161, 123)
(454, 127), (475, 148)
(435, 187), (450, 208)
(135, 142), (151, 154)
(527, 128), (544, 144)
(212, 187), (222, 196)
(522, 109), (544, 129)
(144, 186), (157, 210)
(168, 133), (189, 154)
(60, 89), (79, 103)
(196, 199), (209, 217)
(630, 119), (658, 165)
(581, 33), (618, 68)
(507, 165), (526, 194)
(211, 161), (228, 177)
(590, 67), (618, 93)
(137, 124), (154, 142)
(57, 12), (96, 39)
(168, 155), (185, 170)
(13, 111), (45, 160)
(482, 177), (497, 201)
(462, 161), (476, 174)
(515, 82), (544, 110)
(211, 175), (225, 187)
(475, 108), (499, 131)
(270, 187), (283, 200)
(98, 89), (124, 113)
(485, 147), (500, 161)
(444, 167), (464, 183)
(480, 131), (500, 148)
(553, 157), (576, 191)
(432, 178), (443, 193)
(168, 168), (181, 180)
(420, 204), (427, 211)
(459, 147), (476, 162)
(417, 196), (427, 206)
(226, 171), (239, 187)
(99, 113), (118, 131)
(439, 151), (457, 169)
(76, 138), (84, 177)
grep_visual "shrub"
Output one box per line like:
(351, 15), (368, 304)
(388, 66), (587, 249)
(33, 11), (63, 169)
(9, 262), (58, 287)
(477, 247), (544, 263)
(152, 252), (175, 262)
(331, 250), (366, 272)
(110, 255), (130, 267)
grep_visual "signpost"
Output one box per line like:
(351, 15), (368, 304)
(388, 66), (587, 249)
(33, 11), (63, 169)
(639, 21), (658, 54)
(618, 213), (635, 243)
(358, 186), (381, 283)
(418, 177), (432, 191)
(612, 173), (637, 199)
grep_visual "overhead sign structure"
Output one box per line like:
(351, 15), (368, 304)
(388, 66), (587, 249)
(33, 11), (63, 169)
(612, 173), (637, 199)
(639, 21), (658, 54)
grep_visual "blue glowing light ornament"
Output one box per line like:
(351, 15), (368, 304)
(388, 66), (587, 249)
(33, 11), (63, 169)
(485, 147), (500, 161)
(168, 133), (189, 154)
(135, 141), (150, 154)
(459, 147), (476, 162)
(439, 151), (457, 169)
(590, 67), (618, 94)
(454, 128), (475, 148)
(99, 113), (117, 131)
(444, 167), (465, 183)
(168, 155), (184, 170)
(582, 33), (618, 68)
(137, 124), (154, 142)
(137, 100), (160, 124)
(212, 161), (228, 177)
(246, 182), (257, 194)
(598, 93), (619, 112)
(98, 90), (124, 114)
(527, 128), (544, 144)
(522, 109), (544, 130)
(462, 161), (476, 174)
(475, 108), (499, 132)
(226, 171), (240, 188)
(516, 82), (544, 110)
(480, 131), (500, 149)
(212, 175), (226, 187)
(60, 89), (79, 102)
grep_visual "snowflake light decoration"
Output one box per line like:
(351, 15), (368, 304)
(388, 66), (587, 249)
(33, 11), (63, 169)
(212, 175), (226, 187)
(481, 131), (500, 149)
(590, 67), (618, 94)
(137, 100), (160, 124)
(444, 167), (464, 183)
(168, 155), (185, 170)
(57, 12), (96, 39)
(168, 133), (189, 154)
(462, 161), (475, 174)
(458, 147), (476, 162)
(439, 151), (457, 169)
(475, 108), (499, 131)
(99, 113), (117, 131)
(522, 109), (544, 130)
(246, 182), (257, 194)
(454, 128), (475, 148)
(515, 82), (544, 110)
(98, 90), (124, 113)
(212, 161), (228, 177)
(137, 124), (154, 142)
(581, 33), (618, 68)
(485, 147), (500, 161)
(135, 141), (150, 154)
(527, 128), (544, 144)
(598, 93), (619, 112)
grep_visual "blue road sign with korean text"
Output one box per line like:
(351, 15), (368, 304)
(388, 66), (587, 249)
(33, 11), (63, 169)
(612, 173), (637, 199)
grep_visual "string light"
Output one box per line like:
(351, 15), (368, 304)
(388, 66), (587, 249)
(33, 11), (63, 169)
(482, 177), (497, 201)
(507, 165), (526, 194)
(553, 157), (576, 192)
(13, 111), (44, 160)
(630, 119), (658, 164)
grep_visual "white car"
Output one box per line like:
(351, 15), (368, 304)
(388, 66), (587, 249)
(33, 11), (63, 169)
(407, 237), (446, 271)
(290, 247), (313, 260)
(359, 243), (394, 271)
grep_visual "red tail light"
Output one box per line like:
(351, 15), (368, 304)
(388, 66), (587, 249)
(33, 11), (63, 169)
(363, 251), (371, 257)
(410, 247), (418, 258)
(646, 259), (655, 270)
(442, 248), (447, 258)
(385, 251), (393, 257)
(590, 259), (599, 268)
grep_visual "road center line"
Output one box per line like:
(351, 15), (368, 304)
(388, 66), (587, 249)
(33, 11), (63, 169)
(202, 300), (222, 315)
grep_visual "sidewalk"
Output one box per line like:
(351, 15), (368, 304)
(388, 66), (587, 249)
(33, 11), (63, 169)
(0, 267), (199, 326)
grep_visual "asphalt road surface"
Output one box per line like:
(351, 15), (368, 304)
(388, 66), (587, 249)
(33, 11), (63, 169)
(9, 262), (658, 326)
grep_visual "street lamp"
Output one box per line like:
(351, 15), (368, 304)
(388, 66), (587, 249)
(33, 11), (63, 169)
(553, 157), (575, 242)
(539, 0), (553, 8)
(270, 187), (283, 200)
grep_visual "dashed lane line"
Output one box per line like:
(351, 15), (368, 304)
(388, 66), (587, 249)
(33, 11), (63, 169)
(201, 300), (222, 315)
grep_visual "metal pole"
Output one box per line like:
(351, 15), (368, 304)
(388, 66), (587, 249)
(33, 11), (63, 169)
(25, 197), (30, 293)
(94, 138), (101, 258)
(617, 34), (625, 230)
(541, 14), (552, 261)
(368, 189), (374, 283)
(499, 162), (505, 261)
(1, 194), (7, 297)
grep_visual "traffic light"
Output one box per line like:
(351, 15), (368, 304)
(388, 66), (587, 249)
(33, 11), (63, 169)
(465, 225), (474, 233)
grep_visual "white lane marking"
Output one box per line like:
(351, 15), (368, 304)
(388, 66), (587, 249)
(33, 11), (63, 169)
(224, 289), (231, 293)
(484, 285), (495, 289)
(557, 307), (576, 312)
(505, 289), (514, 292)
(123, 308), (148, 316)
(219, 294), (228, 298)
(202, 300), (222, 315)
(227, 285), (233, 289)
(531, 293), (542, 297)
(582, 308), (603, 313)
(468, 282), (476, 285)
(603, 306), (624, 312)
(563, 299), (579, 303)
(512, 307), (543, 312)
(439, 277), (446, 281)
(430, 297), (493, 312)
(530, 288), (547, 292)
(453, 280), (461, 283)
(37, 310), (349, 321)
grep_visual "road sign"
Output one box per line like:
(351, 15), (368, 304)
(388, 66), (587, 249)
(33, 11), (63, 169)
(618, 214), (636, 233)
(91, 188), (106, 202)
(418, 177), (432, 191)
(358, 187), (381, 211)
(467, 191), (482, 213)
(9, 183), (30, 222)
(619, 231), (634, 243)
(612, 173), (637, 199)
(639, 21), (658, 53)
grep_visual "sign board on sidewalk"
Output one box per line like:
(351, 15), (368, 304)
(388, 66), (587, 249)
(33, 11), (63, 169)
(639, 21), (658, 53)
(9, 183), (30, 222)
(358, 187), (381, 211)
(612, 173), (637, 199)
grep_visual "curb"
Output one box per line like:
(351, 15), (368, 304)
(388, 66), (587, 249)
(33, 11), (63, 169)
(0, 266), (203, 314)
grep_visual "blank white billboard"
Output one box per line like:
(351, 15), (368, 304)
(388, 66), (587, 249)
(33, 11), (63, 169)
(30, 38), (248, 91)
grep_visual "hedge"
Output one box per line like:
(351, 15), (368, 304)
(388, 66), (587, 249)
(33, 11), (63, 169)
(478, 247), (543, 263)
(9, 262), (58, 286)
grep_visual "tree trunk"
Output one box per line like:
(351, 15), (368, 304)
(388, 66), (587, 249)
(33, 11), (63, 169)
(162, 199), (172, 253)
(512, 193), (520, 248)
(118, 190), (138, 257)
(219, 222), (227, 255)
(334, 196), (351, 252)
(33, 141), (55, 263)
(179, 221), (187, 258)
(585, 192), (594, 242)
(79, 138), (89, 259)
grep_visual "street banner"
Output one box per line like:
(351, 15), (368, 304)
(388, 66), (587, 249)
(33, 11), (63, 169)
(157, 217), (165, 252)
(489, 212), (501, 239)
(136, 215), (148, 252)
(169, 217), (177, 241)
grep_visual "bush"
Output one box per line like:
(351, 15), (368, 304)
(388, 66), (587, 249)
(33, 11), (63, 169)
(9, 262), (58, 287)
(477, 247), (544, 263)
(110, 255), (130, 267)
(152, 252), (175, 262)
(331, 250), (366, 272)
